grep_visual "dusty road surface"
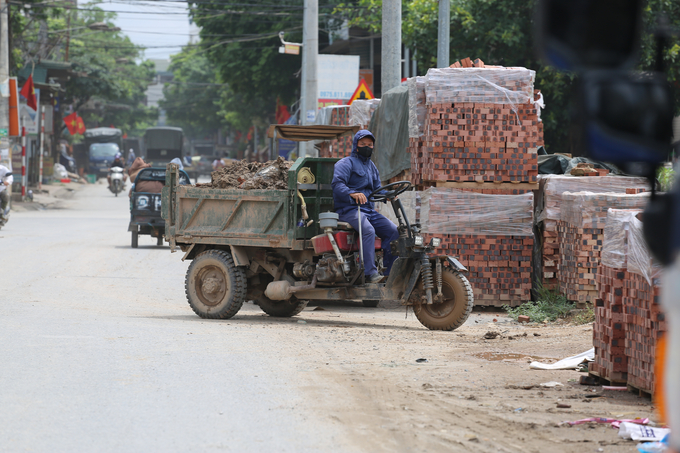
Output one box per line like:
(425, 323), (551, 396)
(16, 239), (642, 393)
(1, 182), (655, 452)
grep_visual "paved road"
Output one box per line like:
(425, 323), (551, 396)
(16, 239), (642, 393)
(0, 182), (372, 453)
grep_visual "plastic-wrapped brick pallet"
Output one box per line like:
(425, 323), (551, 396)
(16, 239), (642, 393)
(421, 188), (534, 306)
(536, 175), (650, 292)
(592, 208), (665, 394)
(558, 192), (650, 304)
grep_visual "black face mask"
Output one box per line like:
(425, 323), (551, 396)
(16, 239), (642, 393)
(357, 145), (373, 158)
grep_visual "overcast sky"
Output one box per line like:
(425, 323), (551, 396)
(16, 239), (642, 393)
(92, 1), (195, 61)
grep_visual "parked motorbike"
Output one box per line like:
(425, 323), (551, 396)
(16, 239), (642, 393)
(108, 166), (125, 196)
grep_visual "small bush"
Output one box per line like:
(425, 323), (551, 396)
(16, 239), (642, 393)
(503, 286), (574, 323)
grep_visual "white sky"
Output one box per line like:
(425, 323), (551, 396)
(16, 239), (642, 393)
(90, 1), (194, 60)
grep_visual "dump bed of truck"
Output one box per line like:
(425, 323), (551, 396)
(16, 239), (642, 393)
(162, 158), (336, 252)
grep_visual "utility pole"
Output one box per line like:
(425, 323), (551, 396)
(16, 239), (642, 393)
(299, 0), (318, 158)
(0, 0), (10, 138)
(382, 0), (401, 93)
(437, 0), (450, 68)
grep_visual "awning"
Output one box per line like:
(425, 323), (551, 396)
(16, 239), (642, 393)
(267, 124), (360, 142)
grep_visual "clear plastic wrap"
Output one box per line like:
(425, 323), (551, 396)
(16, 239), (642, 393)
(349, 99), (380, 127)
(376, 190), (420, 225)
(316, 105), (349, 126)
(537, 175), (650, 223)
(421, 188), (534, 236)
(601, 209), (638, 269)
(627, 214), (662, 285)
(407, 76), (426, 138)
(560, 191), (650, 229)
(424, 67), (536, 107)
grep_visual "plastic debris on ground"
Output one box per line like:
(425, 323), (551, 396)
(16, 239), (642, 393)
(636, 434), (670, 453)
(529, 348), (594, 370)
(564, 417), (650, 429)
(618, 423), (670, 442)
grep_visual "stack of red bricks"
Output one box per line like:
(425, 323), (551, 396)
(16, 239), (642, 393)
(402, 62), (546, 306)
(318, 106), (353, 158)
(557, 191), (649, 304)
(591, 208), (664, 393)
(409, 65), (543, 187)
(421, 188), (534, 306)
(537, 176), (649, 291)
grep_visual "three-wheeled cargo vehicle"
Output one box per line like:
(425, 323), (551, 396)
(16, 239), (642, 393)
(162, 137), (474, 330)
(130, 166), (190, 248)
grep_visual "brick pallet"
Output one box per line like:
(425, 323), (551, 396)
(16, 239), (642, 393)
(557, 191), (649, 304)
(421, 187), (534, 306)
(590, 208), (664, 394)
(318, 106), (353, 158)
(537, 176), (649, 292)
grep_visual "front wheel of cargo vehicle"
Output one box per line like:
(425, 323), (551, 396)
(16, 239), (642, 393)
(362, 300), (379, 308)
(131, 230), (138, 248)
(413, 268), (473, 331)
(185, 250), (246, 319)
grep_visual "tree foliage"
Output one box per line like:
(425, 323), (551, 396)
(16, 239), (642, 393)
(11, 2), (157, 137)
(160, 46), (227, 139)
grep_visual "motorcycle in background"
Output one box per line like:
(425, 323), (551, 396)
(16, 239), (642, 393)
(108, 167), (125, 196)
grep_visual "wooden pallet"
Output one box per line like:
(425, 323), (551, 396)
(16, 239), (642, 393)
(587, 370), (627, 387)
(434, 181), (539, 190)
(627, 384), (653, 400)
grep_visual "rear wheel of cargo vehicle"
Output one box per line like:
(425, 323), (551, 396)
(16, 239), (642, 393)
(413, 268), (473, 331)
(131, 230), (138, 248)
(185, 250), (246, 319)
(362, 300), (379, 307)
(157, 234), (163, 246)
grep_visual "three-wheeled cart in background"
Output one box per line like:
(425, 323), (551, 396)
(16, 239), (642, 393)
(162, 125), (474, 330)
(130, 166), (190, 248)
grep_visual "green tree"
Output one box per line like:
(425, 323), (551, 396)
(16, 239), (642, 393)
(12, 2), (157, 138)
(160, 46), (226, 139)
(187, 0), (307, 130)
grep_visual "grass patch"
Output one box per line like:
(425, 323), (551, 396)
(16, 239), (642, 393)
(571, 305), (595, 325)
(503, 286), (574, 323)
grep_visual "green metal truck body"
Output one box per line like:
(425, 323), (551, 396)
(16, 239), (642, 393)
(163, 157), (336, 253)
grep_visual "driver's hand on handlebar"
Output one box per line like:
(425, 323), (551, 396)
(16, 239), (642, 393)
(350, 192), (367, 204)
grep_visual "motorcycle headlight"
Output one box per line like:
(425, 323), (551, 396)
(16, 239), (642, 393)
(431, 238), (441, 247)
(414, 235), (424, 246)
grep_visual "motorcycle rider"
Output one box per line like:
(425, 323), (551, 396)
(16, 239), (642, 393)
(0, 154), (13, 223)
(107, 152), (127, 189)
(331, 129), (400, 283)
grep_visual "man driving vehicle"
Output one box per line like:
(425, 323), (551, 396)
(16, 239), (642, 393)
(331, 130), (400, 283)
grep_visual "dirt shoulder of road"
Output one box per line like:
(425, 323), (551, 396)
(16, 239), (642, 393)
(10, 180), (92, 212)
(246, 305), (656, 453)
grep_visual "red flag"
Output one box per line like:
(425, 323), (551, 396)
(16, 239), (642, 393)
(63, 112), (78, 135)
(20, 75), (37, 111)
(75, 116), (86, 134)
(275, 98), (291, 124)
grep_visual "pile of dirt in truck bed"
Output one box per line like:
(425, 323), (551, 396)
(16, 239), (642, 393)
(198, 157), (293, 190)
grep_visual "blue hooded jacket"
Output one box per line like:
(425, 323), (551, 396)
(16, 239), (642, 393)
(331, 130), (383, 215)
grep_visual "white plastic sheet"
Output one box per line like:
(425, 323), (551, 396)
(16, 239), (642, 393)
(529, 348), (594, 370)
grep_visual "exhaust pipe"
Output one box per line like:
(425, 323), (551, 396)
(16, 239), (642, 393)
(264, 276), (318, 300)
